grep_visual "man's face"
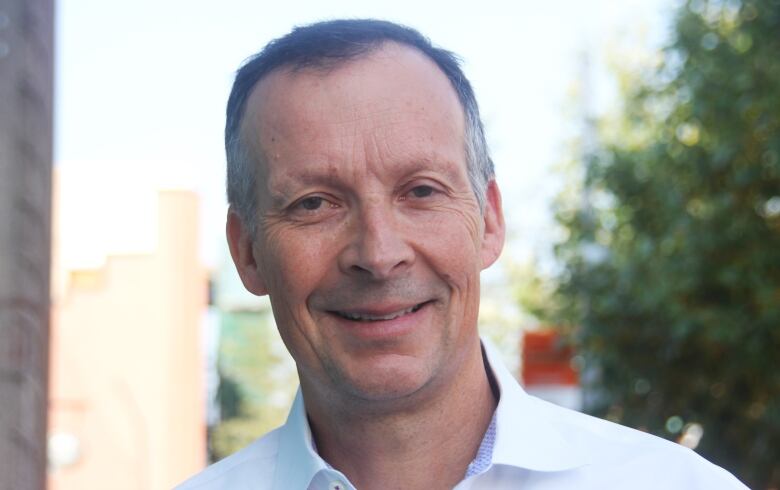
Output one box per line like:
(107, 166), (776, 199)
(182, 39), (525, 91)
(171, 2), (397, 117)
(230, 44), (504, 404)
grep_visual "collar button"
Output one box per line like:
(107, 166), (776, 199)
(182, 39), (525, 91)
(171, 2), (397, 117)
(328, 481), (346, 490)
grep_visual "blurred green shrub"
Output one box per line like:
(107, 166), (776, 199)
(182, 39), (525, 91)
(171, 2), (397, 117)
(554, 1), (780, 487)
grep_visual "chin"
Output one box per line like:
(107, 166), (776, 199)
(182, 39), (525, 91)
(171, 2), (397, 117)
(335, 358), (435, 404)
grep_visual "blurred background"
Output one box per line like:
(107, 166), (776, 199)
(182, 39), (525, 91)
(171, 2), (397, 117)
(1, 0), (778, 488)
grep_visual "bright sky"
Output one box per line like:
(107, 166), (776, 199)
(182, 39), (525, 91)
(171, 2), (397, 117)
(55, 0), (674, 270)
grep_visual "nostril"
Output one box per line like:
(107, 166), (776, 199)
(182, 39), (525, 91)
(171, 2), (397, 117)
(350, 263), (373, 275)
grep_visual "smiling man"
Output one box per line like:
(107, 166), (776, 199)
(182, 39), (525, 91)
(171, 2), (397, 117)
(177, 19), (747, 490)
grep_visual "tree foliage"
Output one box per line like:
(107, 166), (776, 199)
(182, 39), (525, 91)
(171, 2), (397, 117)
(209, 311), (298, 461)
(554, 1), (780, 487)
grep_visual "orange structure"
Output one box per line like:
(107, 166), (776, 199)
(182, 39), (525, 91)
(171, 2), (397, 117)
(521, 329), (579, 387)
(48, 191), (207, 490)
(521, 329), (582, 410)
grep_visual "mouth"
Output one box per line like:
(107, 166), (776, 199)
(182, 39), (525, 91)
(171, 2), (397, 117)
(329, 301), (429, 322)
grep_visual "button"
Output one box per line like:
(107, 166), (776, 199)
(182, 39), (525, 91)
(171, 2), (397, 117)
(329, 481), (346, 490)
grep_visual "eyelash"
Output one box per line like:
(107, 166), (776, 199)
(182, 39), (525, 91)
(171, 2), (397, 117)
(289, 182), (441, 215)
(291, 195), (339, 213)
(401, 183), (439, 201)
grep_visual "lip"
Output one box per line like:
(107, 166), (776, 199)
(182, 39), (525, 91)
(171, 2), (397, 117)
(325, 300), (433, 340)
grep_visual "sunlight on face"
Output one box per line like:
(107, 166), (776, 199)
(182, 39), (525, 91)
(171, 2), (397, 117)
(235, 44), (504, 404)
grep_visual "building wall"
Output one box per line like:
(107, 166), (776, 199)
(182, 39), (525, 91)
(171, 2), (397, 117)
(48, 191), (206, 490)
(0, 1), (54, 487)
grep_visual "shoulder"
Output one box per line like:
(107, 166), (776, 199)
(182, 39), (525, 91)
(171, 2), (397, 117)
(174, 427), (282, 490)
(531, 397), (748, 489)
(482, 340), (747, 488)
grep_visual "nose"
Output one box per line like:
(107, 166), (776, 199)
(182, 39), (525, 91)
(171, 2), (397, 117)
(338, 203), (414, 280)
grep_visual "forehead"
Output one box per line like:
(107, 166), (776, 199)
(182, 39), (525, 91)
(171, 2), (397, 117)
(240, 43), (466, 182)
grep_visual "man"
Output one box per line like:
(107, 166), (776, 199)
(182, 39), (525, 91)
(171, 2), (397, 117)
(178, 19), (747, 490)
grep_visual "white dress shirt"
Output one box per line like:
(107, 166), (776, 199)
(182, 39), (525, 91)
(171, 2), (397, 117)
(176, 341), (748, 490)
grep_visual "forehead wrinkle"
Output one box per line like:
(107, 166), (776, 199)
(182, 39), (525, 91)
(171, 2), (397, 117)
(267, 108), (467, 191)
(266, 148), (464, 211)
(247, 43), (471, 208)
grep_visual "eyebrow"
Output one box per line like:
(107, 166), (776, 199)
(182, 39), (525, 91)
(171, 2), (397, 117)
(266, 152), (465, 208)
(266, 163), (347, 208)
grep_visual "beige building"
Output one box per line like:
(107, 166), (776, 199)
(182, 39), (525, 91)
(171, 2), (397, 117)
(48, 190), (207, 490)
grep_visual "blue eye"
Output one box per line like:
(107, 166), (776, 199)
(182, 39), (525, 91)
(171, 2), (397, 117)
(410, 185), (434, 198)
(299, 197), (324, 210)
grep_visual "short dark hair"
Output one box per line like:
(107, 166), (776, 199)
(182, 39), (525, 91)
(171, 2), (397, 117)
(225, 19), (494, 235)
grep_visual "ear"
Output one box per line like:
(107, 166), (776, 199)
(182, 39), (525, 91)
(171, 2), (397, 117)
(226, 208), (268, 296)
(480, 180), (505, 270)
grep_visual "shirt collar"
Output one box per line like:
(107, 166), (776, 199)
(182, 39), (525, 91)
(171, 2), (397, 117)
(272, 338), (591, 489)
(272, 390), (331, 490)
(482, 339), (591, 472)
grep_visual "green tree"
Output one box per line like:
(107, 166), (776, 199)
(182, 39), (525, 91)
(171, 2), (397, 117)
(555, 1), (780, 487)
(210, 311), (298, 461)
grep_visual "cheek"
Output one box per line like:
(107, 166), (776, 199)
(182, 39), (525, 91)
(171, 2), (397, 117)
(413, 212), (482, 265)
(411, 224), (483, 309)
(261, 234), (324, 303)
(259, 226), (340, 300)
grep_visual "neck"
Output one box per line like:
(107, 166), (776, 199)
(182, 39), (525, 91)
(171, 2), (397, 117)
(302, 340), (497, 490)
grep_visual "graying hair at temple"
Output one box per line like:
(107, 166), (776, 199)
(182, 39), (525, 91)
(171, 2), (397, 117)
(224, 18), (494, 236)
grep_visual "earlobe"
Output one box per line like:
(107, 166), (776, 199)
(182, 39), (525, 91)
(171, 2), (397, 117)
(226, 209), (269, 296)
(480, 180), (506, 270)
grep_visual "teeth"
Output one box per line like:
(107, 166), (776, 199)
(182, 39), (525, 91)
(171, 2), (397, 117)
(337, 303), (422, 321)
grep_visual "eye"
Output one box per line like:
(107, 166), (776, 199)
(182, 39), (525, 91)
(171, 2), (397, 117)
(299, 196), (324, 210)
(409, 185), (435, 198)
(399, 181), (445, 204)
(289, 194), (340, 219)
